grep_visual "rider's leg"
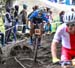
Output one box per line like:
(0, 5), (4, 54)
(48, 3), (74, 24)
(61, 47), (72, 68)
(37, 23), (43, 46)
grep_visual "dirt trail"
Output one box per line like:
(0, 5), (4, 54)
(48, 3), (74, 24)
(0, 34), (62, 68)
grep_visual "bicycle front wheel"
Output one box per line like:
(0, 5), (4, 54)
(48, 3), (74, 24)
(33, 37), (38, 62)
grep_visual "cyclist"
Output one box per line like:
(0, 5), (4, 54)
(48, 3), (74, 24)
(51, 11), (75, 68)
(28, 7), (50, 45)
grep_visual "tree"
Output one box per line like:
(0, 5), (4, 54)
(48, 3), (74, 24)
(1, 0), (15, 8)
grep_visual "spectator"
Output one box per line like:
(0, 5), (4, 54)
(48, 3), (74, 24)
(59, 11), (65, 23)
(20, 4), (28, 33)
(4, 7), (12, 44)
(10, 7), (17, 41)
(28, 5), (39, 18)
(71, 8), (75, 12)
(13, 5), (19, 41)
(45, 7), (52, 34)
(0, 32), (4, 46)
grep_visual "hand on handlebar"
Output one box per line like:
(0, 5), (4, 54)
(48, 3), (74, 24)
(72, 58), (75, 66)
(52, 57), (60, 64)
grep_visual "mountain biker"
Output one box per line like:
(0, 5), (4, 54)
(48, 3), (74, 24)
(28, 7), (50, 45)
(51, 11), (75, 68)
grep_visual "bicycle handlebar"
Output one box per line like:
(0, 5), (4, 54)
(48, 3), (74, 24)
(52, 61), (61, 65)
(52, 59), (75, 66)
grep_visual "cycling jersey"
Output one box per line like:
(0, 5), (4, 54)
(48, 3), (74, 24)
(53, 23), (75, 50)
(28, 10), (49, 23)
(31, 16), (43, 24)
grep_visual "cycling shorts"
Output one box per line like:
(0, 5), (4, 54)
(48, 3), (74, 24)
(61, 47), (75, 66)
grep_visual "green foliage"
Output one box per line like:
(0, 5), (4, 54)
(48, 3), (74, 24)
(1, 0), (15, 6)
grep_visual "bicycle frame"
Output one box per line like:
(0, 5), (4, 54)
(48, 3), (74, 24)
(33, 23), (41, 62)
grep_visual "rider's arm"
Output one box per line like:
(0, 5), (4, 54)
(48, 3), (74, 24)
(51, 42), (59, 59)
(28, 11), (38, 21)
(51, 26), (62, 62)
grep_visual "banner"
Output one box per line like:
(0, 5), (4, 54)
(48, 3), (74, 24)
(48, 0), (57, 2)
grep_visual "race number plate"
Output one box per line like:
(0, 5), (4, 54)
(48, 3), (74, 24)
(34, 29), (41, 35)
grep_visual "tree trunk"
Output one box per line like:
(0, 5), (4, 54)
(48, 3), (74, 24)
(5, 0), (13, 8)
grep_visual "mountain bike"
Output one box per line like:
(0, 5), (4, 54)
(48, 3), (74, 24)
(32, 23), (41, 62)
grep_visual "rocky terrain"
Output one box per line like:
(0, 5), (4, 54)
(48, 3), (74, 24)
(0, 33), (62, 68)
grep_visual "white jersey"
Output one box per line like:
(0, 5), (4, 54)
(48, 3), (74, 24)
(4, 12), (12, 26)
(53, 23), (75, 49)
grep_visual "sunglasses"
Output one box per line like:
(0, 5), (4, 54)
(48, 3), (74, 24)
(67, 23), (75, 27)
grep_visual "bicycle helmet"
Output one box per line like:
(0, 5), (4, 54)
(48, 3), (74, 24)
(63, 11), (75, 24)
(38, 7), (45, 14)
(23, 4), (27, 9)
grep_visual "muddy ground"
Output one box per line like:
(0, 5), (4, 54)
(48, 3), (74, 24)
(0, 33), (62, 68)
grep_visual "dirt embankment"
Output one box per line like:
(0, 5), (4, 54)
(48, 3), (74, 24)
(0, 34), (62, 68)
